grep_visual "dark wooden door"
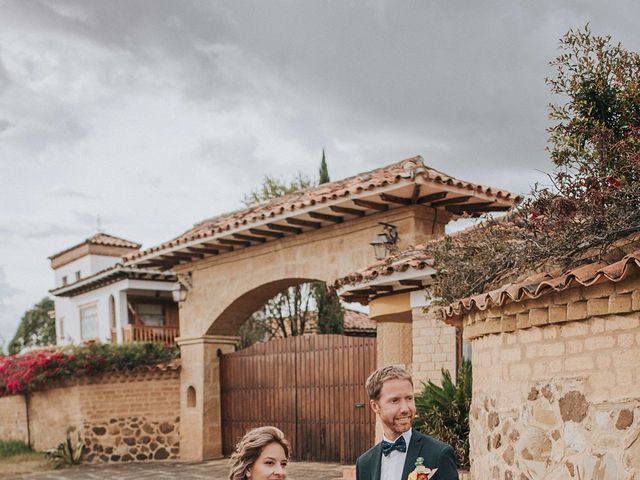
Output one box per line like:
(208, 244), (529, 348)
(220, 334), (376, 463)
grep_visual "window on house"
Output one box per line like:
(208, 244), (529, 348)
(58, 317), (65, 338)
(62, 276), (68, 286)
(80, 304), (99, 340)
(75, 271), (81, 281)
(136, 303), (164, 327)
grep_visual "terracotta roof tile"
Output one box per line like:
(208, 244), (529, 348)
(333, 242), (436, 289)
(125, 156), (520, 263)
(49, 233), (141, 260)
(443, 250), (640, 320)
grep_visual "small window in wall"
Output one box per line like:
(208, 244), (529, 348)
(75, 271), (81, 281)
(187, 386), (196, 408)
(80, 304), (99, 340)
(62, 276), (68, 286)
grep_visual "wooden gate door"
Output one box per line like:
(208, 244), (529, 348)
(220, 334), (376, 463)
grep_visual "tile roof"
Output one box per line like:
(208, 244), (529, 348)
(271, 308), (376, 336)
(49, 233), (141, 260)
(125, 156), (521, 266)
(442, 249), (640, 321)
(50, 264), (177, 297)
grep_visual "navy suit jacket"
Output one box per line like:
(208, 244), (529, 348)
(355, 429), (459, 480)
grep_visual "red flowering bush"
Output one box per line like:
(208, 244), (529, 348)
(0, 342), (177, 397)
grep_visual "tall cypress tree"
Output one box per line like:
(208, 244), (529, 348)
(319, 148), (330, 184)
(314, 149), (344, 334)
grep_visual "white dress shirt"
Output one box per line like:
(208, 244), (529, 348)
(380, 429), (412, 480)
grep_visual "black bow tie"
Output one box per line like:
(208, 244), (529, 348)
(381, 435), (407, 456)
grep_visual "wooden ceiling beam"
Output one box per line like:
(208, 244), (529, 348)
(286, 218), (321, 229)
(399, 279), (424, 287)
(201, 242), (234, 251)
(233, 233), (266, 243)
(267, 223), (302, 234)
(249, 228), (284, 238)
(187, 246), (220, 255)
(411, 184), (421, 204)
(447, 203), (511, 213)
(430, 195), (473, 208)
(171, 251), (204, 260)
(308, 211), (344, 223)
(417, 191), (448, 205)
(380, 193), (412, 205)
(352, 198), (389, 211)
(330, 205), (365, 217)
(370, 285), (394, 292)
(219, 238), (251, 247)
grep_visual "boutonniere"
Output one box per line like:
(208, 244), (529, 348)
(408, 457), (438, 479)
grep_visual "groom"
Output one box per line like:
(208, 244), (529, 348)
(356, 365), (459, 480)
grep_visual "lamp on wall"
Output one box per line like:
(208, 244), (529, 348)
(172, 272), (192, 303)
(370, 222), (399, 260)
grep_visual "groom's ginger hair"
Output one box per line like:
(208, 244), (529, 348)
(365, 365), (413, 401)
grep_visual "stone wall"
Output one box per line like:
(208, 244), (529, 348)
(0, 368), (180, 463)
(412, 307), (457, 387)
(464, 274), (640, 479)
(0, 394), (28, 442)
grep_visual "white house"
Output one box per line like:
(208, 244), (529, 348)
(49, 233), (179, 346)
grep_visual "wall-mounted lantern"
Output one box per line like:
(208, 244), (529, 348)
(370, 222), (399, 260)
(172, 272), (193, 303)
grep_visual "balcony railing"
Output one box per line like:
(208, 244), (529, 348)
(122, 324), (179, 346)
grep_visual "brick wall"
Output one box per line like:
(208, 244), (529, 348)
(412, 307), (457, 387)
(465, 274), (640, 479)
(0, 368), (181, 462)
(0, 394), (28, 443)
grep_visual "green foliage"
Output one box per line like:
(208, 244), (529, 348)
(45, 432), (85, 468)
(319, 149), (330, 184)
(414, 359), (472, 469)
(525, 25), (640, 259)
(0, 440), (32, 457)
(242, 174), (314, 207)
(430, 26), (640, 308)
(9, 298), (55, 355)
(240, 169), (321, 346)
(313, 282), (344, 334)
(0, 342), (178, 397)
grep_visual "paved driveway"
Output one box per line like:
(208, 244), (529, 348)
(4, 459), (345, 480)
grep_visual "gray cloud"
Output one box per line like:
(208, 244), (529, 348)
(0, 267), (20, 348)
(0, 0), (639, 342)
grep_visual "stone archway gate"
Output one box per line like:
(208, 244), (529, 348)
(123, 156), (519, 460)
(220, 334), (376, 463)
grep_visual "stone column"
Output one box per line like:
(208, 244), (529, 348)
(177, 335), (238, 461)
(370, 293), (413, 369)
(369, 293), (413, 441)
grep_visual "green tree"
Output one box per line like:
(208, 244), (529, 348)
(414, 359), (472, 469)
(314, 149), (345, 333)
(319, 148), (330, 184)
(430, 26), (640, 307)
(239, 153), (344, 345)
(313, 282), (344, 334)
(241, 172), (316, 345)
(242, 174), (313, 207)
(8, 297), (56, 355)
(526, 24), (640, 261)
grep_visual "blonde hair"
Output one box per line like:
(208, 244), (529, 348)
(229, 426), (290, 480)
(365, 365), (413, 401)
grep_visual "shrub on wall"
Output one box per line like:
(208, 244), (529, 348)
(414, 359), (472, 470)
(0, 342), (178, 397)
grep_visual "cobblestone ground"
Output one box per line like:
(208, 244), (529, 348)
(4, 459), (345, 480)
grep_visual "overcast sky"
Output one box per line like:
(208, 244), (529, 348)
(1, 1), (639, 347)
